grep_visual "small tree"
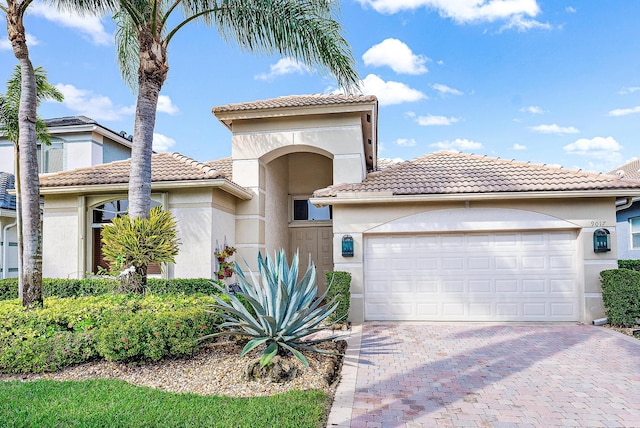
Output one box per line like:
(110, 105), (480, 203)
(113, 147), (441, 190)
(100, 206), (180, 292)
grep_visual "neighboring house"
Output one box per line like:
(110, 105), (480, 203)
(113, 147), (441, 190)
(37, 94), (640, 324)
(0, 116), (134, 174)
(0, 172), (16, 279)
(0, 116), (134, 278)
(609, 159), (640, 260)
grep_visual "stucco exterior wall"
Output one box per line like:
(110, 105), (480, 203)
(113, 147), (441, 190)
(103, 136), (132, 163)
(265, 156), (289, 255)
(615, 203), (640, 260)
(42, 194), (81, 278)
(0, 144), (12, 172)
(42, 188), (237, 280)
(330, 197), (618, 323)
(0, 216), (18, 279)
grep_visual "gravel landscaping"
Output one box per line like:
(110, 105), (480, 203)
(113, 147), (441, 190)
(0, 338), (347, 398)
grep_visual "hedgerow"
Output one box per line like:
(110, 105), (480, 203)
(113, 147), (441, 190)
(0, 294), (221, 373)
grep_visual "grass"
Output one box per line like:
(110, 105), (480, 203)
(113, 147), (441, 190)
(0, 379), (330, 428)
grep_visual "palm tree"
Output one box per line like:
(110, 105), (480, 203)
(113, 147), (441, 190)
(0, 65), (63, 301)
(1, 0), (110, 307)
(114, 0), (359, 219)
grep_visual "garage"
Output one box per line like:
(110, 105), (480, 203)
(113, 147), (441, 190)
(364, 230), (580, 321)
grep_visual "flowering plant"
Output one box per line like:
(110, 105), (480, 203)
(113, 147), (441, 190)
(214, 245), (236, 280)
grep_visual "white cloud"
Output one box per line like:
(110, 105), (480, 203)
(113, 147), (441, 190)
(431, 83), (463, 96)
(417, 114), (460, 126)
(29, 3), (111, 46)
(619, 87), (640, 95)
(608, 106), (640, 116)
(0, 33), (40, 51)
(157, 95), (179, 115)
(254, 57), (309, 80)
(430, 138), (482, 151)
(563, 137), (622, 159)
(355, 74), (427, 106)
(356, 0), (541, 23)
(529, 124), (579, 134)
(512, 143), (527, 150)
(404, 111), (416, 118)
(499, 15), (551, 32)
(153, 133), (177, 152)
(394, 138), (417, 147)
(362, 38), (429, 75)
(54, 83), (135, 121)
(520, 105), (545, 114)
(566, 6), (576, 13)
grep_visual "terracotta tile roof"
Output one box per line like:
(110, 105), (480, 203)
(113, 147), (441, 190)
(609, 159), (640, 179)
(40, 152), (227, 188)
(314, 151), (640, 197)
(0, 172), (16, 210)
(213, 94), (377, 114)
(205, 157), (232, 180)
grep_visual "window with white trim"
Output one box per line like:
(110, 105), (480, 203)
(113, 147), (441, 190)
(631, 217), (640, 249)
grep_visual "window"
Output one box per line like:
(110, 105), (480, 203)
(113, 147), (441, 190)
(292, 199), (331, 221)
(37, 143), (63, 173)
(91, 199), (161, 274)
(631, 217), (640, 249)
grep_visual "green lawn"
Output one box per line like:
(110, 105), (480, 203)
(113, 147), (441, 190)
(0, 379), (330, 428)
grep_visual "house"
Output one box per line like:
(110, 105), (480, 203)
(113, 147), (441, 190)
(609, 159), (640, 260)
(0, 172), (16, 279)
(37, 94), (640, 323)
(0, 116), (134, 278)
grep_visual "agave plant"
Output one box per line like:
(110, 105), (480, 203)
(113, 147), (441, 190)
(204, 249), (339, 367)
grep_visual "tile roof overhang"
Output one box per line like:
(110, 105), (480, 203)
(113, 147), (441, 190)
(38, 152), (252, 200)
(212, 94), (378, 130)
(311, 151), (640, 205)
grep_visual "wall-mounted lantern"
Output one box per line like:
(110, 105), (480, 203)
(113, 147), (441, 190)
(341, 235), (354, 257)
(593, 228), (611, 253)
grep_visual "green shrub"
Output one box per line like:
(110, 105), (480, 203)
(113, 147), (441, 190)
(618, 259), (640, 272)
(325, 271), (351, 323)
(94, 295), (220, 362)
(600, 269), (640, 327)
(0, 278), (220, 301)
(0, 294), (220, 373)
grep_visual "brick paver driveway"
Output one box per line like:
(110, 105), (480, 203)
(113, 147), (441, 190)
(341, 323), (640, 428)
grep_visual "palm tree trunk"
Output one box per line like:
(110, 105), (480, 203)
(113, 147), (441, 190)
(128, 32), (168, 220)
(13, 145), (23, 298)
(6, 3), (43, 307)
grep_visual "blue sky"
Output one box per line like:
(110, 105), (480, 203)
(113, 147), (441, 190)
(1, 0), (639, 173)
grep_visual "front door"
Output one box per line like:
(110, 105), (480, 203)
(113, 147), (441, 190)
(289, 226), (333, 294)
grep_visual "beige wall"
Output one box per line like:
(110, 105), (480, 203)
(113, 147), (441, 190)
(41, 187), (238, 280)
(265, 156), (289, 257)
(42, 194), (81, 278)
(330, 198), (618, 323)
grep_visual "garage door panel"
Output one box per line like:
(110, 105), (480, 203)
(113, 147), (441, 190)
(365, 231), (579, 321)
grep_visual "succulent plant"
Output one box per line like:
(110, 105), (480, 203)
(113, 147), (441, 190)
(203, 249), (339, 367)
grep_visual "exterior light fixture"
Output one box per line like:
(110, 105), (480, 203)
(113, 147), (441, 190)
(593, 228), (611, 253)
(341, 235), (354, 257)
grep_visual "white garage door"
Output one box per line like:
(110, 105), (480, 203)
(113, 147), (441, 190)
(364, 231), (579, 321)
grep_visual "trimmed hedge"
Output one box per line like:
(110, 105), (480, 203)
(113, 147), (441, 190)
(600, 268), (640, 327)
(618, 259), (640, 272)
(0, 294), (221, 373)
(325, 271), (351, 323)
(0, 277), (220, 301)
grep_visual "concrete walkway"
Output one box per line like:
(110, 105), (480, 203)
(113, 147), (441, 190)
(327, 323), (640, 428)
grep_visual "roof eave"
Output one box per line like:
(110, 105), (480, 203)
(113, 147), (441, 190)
(40, 179), (253, 200)
(213, 101), (378, 130)
(310, 189), (640, 206)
